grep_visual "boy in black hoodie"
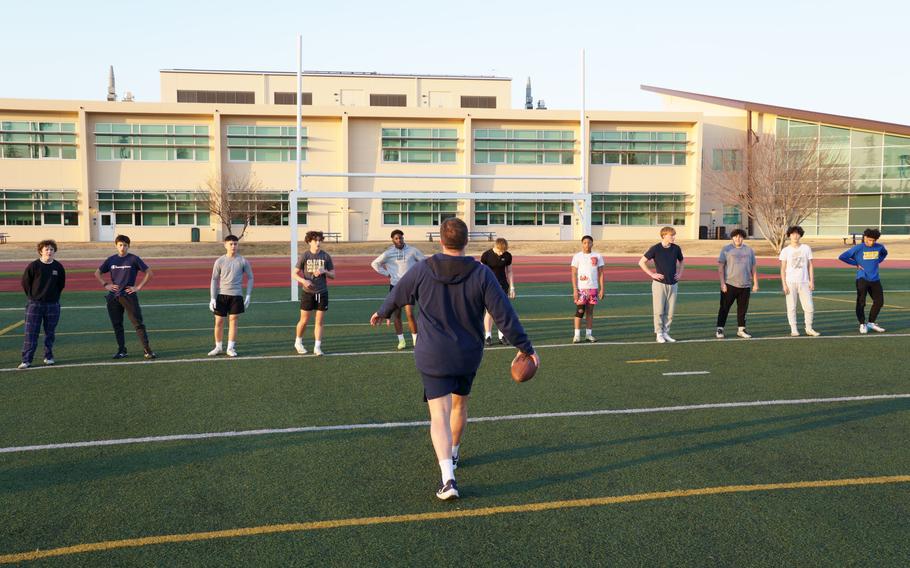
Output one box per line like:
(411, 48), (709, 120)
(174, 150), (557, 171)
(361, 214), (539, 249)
(371, 218), (539, 500)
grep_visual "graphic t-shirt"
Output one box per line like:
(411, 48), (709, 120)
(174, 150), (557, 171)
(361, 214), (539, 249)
(480, 249), (513, 289)
(296, 250), (334, 294)
(98, 253), (149, 297)
(778, 244), (813, 283)
(571, 252), (605, 290)
(644, 243), (684, 285)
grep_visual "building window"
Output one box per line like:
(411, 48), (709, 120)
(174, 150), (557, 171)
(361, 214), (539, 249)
(381, 199), (457, 225)
(228, 192), (308, 226)
(474, 200), (572, 226)
(591, 193), (688, 226)
(1, 122), (76, 160)
(461, 96), (496, 109)
(474, 129), (575, 165)
(0, 190), (79, 225)
(274, 92), (313, 105)
(381, 128), (457, 163)
(370, 94), (407, 107)
(591, 131), (688, 166)
(723, 205), (742, 224)
(94, 124), (210, 161)
(176, 90), (254, 104)
(227, 125), (307, 162)
(712, 149), (742, 171)
(97, 190), (210, 226)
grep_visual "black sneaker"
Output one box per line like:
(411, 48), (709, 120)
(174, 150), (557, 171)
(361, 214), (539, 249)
(436, 479), (459, 500)
(499, 336), (510, 346)
(144, 351), (158, 360)
(484, 337), (493, 347)
(112, 350), (128, 359)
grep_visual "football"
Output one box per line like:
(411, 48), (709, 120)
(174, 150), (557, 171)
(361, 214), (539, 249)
(510, 352), (537, 383)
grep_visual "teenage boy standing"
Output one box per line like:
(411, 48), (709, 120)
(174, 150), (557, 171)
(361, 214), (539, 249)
(208, 235), (254, 357)
(639, 227), (684, 343)
(839, 228), (888, 334)
(481, 237), (516, 346)
(18, 239), (66, 369)
(293, 231), (335, 356)
(94, 235), (157, 359)
(715, 229), (759, 339)
(370, 229), (425, 349)
(778, 226), (820, 337)
(570, 235), (604, 343)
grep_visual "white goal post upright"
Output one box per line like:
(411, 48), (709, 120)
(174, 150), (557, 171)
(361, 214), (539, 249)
(291, 34), (302, 301)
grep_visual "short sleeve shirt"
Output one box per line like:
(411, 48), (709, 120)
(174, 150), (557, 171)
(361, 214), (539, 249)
(571, 252), (605, 290)
(480, 249), (512, 288)
(296, 250), (334, 293)
(99, 253), (149, 296)
(644, 243), (684, 285)
(778, 244), (812, 283)
(718, 244), (756, 288)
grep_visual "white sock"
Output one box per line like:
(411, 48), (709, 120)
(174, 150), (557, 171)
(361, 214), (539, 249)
(439, 458), (455, 483)
(586, 328), (593, 336)
(738, 327), (745, 332)
(452, 444), (460, 459)
(574, 329), (581, 339)
(497, 330), (504, 339)
(484, 331), (492, 339)
(295, 336), (303, 344)
(397, 334), (405, 342)
(214, 341), (223, 350)
(412, 333), (418, 345)
(227, 341), (236, 349)
(314, 340), (322, 349)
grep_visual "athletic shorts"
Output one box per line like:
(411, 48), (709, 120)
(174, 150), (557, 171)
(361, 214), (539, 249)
(214, 294), (245, 316)
(575, 288), (599, 306)
(498, 280), (510, 293)
(421, 372), (476, 401)
(300, 290), (329, 312)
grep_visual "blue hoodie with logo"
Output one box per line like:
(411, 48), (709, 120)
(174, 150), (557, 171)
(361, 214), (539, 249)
(377, 253), (533, 378)
(838, 243), (888, 281)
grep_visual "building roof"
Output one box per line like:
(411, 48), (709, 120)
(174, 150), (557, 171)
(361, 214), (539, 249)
(161, 68), (511, 81)
(641, 85), (910, 137)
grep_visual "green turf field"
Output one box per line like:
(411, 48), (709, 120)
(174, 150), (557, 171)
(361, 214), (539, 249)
(1, 265), (908, 566)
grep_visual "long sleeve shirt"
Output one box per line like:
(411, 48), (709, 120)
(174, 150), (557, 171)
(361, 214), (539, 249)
(21, 259), (66, 302)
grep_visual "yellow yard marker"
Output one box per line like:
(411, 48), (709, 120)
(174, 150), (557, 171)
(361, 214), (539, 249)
(626, 358), (669, 364)
(0, 320), (24, 336)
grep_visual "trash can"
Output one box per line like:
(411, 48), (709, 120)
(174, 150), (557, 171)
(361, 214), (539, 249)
(698, 225), (708, 240)
(191, 227), (200, 242)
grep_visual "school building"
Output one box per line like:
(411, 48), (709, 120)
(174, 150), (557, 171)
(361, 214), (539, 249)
(1, 69), (908, 243)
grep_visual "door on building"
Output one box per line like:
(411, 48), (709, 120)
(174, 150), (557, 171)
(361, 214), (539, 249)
(349, 211), (366, 242)
(560, 214), (573, 240)
(99, 213), (115, 241)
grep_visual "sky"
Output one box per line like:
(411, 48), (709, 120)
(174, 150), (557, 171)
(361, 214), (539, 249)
(3, 0), (908, 125)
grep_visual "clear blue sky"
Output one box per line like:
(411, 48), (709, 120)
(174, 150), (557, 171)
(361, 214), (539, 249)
(4, 0), (907, 125)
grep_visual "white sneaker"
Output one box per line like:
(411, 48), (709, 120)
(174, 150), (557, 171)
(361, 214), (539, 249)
(805, 328), (821, 337)
(295, 342), (308, 354)
(43, 357), (55, 365)
(790, 329), (800, 337)
(313, 346), (324, 356)
(656, 333), (666, 344)
(859, 324), (868, 335)
(572, 336), (582, 344)
(585, 334), (597, 343)
(736, 328), (752, 339)
(662, 333), (676, 343)
(207, 347), (223, 357)
(17, 362), (30, 370)
(226, 347), (238, 357)
(867, 322), (885, 333)
(397, 338), (407, 350)
(715, 327), (724, 339)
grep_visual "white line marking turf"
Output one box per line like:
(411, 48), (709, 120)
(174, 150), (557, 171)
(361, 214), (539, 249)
(663, 371), (711, 376)
(2, 332), (909, 374)
(1, 393), (907, 455)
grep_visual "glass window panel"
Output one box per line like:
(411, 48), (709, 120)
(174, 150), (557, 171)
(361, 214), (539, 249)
(851, 180), (881, 193)
(42, 213), (61, 224)
(115, 213), (133, 224)
(883, 166), (907, 180)
(851, 148), (882, 167)
(788, 121), (818, 139)
(110, 124), (131, 134)
(254, 148), (282, 162)
(140, 125), (167, 134)
(851, 166), (883, 180)
(850, 195), (881, 208)
(194, 149), (209, 161)
(881, 208), (910, 224)
(140, 147), (167, 160)
(883, 147), (910, 167)
(229, 148), (247, 161)
(407, 213), (432, 225)
(884, 134), (910, 147)
(544, 213), (559, 224)
(883, 193), (910, 207)
(849, 209), (880, 225)
(851, 131), (883, 147)
(818, 208), (849, 224)
(173, 125), (193, 134)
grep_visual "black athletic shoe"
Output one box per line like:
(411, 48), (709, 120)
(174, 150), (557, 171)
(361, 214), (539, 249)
(112, 350), (128, 359)
(144, 351), (158, 360)
(499, 336), (510, 346)
(484, 337), (493, 347)
(436, 479), (459, 500)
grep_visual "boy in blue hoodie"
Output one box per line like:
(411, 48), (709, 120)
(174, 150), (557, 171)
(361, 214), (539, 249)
(838, 228), (888, 334)
(371, 218), (539, 500)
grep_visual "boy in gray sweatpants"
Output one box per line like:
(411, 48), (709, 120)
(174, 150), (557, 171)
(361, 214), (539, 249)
(638, 227), (685, 343)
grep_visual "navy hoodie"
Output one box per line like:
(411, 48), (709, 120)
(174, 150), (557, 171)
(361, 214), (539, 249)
(376, 253), (533, 378)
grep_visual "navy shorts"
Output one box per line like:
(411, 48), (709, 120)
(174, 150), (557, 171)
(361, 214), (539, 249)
(214, 294), (245, 316)
(421, 372), (476, 401)
(300, 290), (329, 311)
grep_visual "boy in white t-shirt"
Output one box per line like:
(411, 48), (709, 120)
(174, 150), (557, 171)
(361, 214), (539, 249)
(778, 226), (820, 337)
(570, 235), (604, 343)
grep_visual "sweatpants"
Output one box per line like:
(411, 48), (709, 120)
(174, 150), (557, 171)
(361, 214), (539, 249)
(785, 281), (814, 331)
(21, 300), (61, 364)
(651, 281), (678, 334)
(106, 294), (151, 352)
(855, 278), (884, 324)
(716, 285), (751, 328)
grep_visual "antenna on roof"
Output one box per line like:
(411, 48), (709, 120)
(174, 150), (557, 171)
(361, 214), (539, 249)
(107, 66), (117, 101)
(525, 77), (533, 109)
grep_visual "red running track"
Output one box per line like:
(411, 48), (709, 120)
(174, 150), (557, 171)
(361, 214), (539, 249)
(1, 255), (907, 293)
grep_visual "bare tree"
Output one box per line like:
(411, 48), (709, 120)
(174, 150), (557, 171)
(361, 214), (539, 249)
(703, 134), (847, 252)
(200, 172), (279, 240)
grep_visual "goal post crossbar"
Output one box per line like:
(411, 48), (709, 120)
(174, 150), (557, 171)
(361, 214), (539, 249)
(301, 172), (581, 181)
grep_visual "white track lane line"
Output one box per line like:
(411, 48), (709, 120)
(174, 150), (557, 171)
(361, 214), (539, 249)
(1, 393), (907, 454)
